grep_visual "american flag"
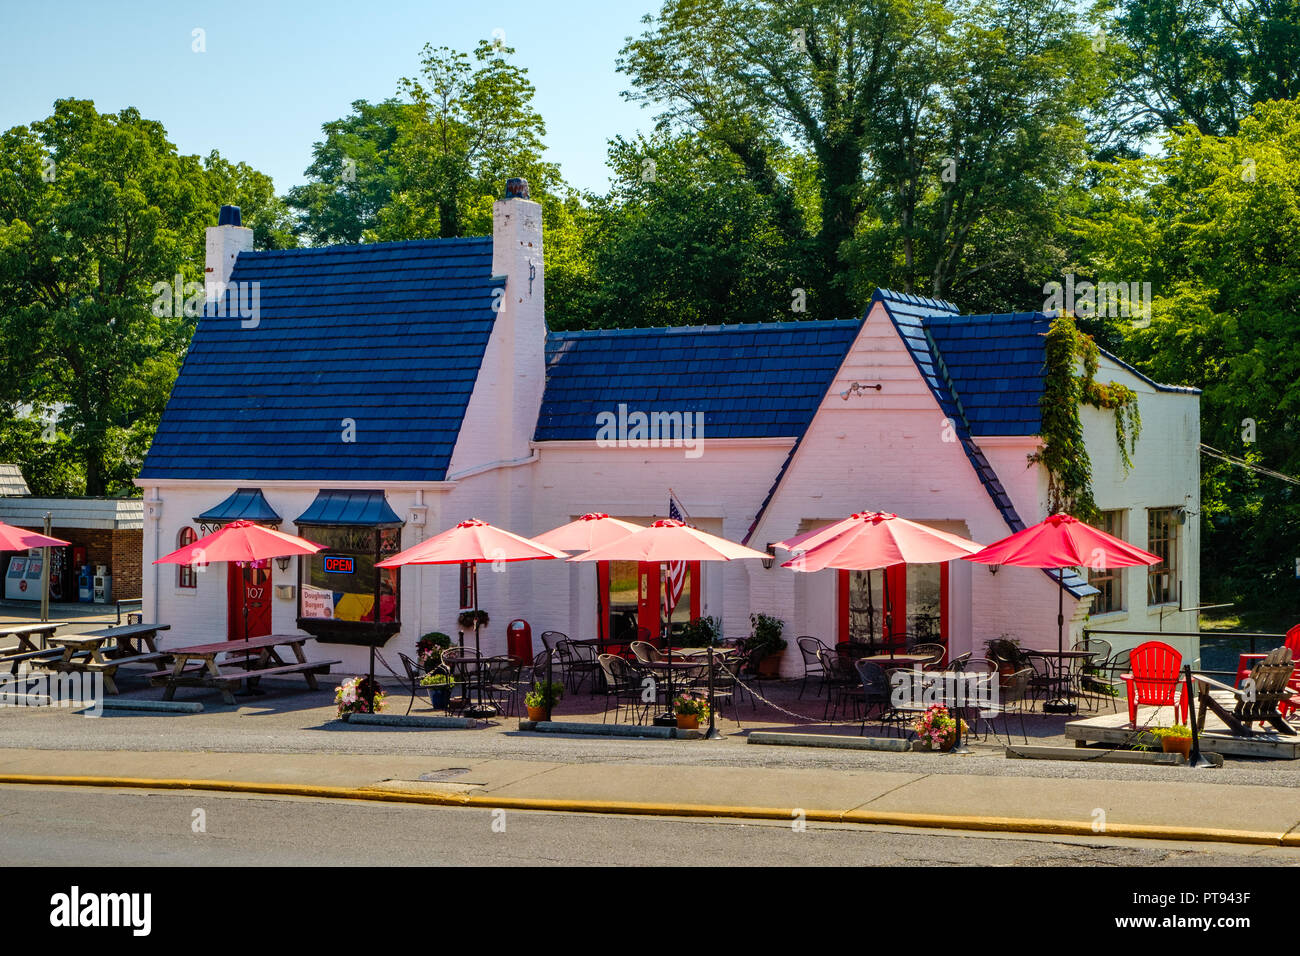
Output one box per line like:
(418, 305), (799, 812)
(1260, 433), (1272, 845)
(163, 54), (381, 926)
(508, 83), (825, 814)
(663, 493), (688, 617)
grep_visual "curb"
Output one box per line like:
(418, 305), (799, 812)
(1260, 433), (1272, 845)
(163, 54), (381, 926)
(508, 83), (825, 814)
(97, 699), (204, 714)
(0, 772), (1292, 848)
(747, 732), (910, 752)
(345, 713), (477, 729)
(521, 720), (702, 740)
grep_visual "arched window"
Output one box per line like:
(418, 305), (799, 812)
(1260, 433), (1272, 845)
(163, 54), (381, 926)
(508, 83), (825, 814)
(177, 527), (198, 589)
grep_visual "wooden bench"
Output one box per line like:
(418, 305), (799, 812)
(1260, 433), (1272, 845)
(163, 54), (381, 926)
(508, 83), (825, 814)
(1, 647), (64, 675)
(213, 660), (341, 690)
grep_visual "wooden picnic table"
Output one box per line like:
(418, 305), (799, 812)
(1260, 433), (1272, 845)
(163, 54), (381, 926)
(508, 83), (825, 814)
(37, 631), (173, 695)
(82, 622), (172, 659)
(152, 634), (340, 705)
(0, 622), (63, 653)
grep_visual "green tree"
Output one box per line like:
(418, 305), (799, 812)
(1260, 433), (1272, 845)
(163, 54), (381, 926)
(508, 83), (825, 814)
(621, 0), (1105, 316)
(1103, 0), (1300, 138)
(1074, 99), (1300, 621)
(380, 40), (557, 240)
(286, 99), (410, 245)
(203, 151), (297, 249)
(0, 99), (281, 495)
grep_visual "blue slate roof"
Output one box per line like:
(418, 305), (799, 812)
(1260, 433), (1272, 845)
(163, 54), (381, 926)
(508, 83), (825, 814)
(195, 488), (281, 524)
(296, 490), (403, 527)
(139, 238), (502, 482)
(535, 320), (863, 441)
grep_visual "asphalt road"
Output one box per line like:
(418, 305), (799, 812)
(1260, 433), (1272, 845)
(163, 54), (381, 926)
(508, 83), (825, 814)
(2, 785), (1299, 867)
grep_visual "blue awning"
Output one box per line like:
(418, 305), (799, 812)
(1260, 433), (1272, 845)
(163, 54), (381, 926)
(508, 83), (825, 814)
(295, 490), (403, 527)
(196, 488), (281, 524)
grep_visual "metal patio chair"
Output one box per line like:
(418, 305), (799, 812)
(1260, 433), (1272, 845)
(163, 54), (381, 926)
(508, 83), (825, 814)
(796, 636), (830, 699)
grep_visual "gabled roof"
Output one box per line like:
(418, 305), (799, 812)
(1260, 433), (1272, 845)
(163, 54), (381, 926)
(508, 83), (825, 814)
(0, 463), (30, 496)
(535, 320), (863, 442)
(139, 238), (501, 482)
(874, 289), (1097, 598)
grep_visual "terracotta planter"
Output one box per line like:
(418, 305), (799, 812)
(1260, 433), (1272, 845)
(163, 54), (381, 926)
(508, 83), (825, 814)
(1161, 736), (1192, 759)
(676, 713), (699, 730)
(756, 654), (782, 678)
(527, 705), (548, 722)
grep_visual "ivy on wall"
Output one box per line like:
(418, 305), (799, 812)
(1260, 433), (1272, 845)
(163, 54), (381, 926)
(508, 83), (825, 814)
(1029, 315), (1141, 520)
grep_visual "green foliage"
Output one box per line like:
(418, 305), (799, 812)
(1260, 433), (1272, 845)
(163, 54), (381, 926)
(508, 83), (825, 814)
(747, 612), (787, 656)
(525, 680), (564, 709)
(1030, 314), (1141, 519)
(1104, 0), (1300, 139)
(679, 615), (723, 647)
(1074, 98), (1300, 623)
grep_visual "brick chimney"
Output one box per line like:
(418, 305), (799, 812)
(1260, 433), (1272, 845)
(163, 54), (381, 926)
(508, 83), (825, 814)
(205, 205), (254, 300)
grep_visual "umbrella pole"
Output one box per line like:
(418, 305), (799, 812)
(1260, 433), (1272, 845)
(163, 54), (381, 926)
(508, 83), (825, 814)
(657, 561), (676, 727)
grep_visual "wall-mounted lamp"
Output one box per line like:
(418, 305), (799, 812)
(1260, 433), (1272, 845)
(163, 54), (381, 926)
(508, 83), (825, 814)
(762, 543), (777, 570)
(988, 564), (1000, 576)
(275, 556), (291, 572)
(840, 381), (883, 401)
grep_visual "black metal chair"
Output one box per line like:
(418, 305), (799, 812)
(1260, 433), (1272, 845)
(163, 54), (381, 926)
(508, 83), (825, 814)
(398, 652), (425, 715)
(854, 659), (903, 736)
(483, 655), (522, 717)
(796, 636), (829, 699)
(818, 647), (861, 722)
(597, 653), (651, 724)
(556, 639), (600, 694)
(985, 667), (1032, 744)
(911, 643), (946, 667)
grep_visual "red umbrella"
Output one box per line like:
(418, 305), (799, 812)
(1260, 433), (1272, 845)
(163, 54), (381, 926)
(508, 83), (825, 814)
(0, 522), (70, 551)
(575, 519), (767, 733)
(780, 512), (982, 572)
(963, 512), (1160, 711)
(154, 519), (322, 567)
(377, 519), (567, 716)
(154, 519), (323, 679)
(533, 513), (644, 642)
(779, 512), (981, 647)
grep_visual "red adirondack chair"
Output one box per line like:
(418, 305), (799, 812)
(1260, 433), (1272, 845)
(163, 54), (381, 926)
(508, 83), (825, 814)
(1121, 641), (1189, 726)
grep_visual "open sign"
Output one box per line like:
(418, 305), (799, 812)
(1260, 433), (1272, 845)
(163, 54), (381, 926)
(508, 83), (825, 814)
(323, 556), (355, 574)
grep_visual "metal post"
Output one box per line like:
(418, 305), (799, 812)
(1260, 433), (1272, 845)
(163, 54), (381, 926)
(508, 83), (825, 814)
(1185, 663), (1213, 768)
(546, 646), (554, 721)
(705, 645), (718, 739)
(39, 512), (51, 624)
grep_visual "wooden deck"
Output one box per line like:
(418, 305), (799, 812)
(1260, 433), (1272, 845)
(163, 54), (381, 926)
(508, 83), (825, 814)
(1066, 703), (1300, 759)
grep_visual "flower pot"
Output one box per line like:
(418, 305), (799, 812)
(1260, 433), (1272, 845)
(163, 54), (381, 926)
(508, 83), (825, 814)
(426, 684), (452, 709)
(527, 704), (548, 722)
(1161, 736), (1192, 759)
(756, 654), (782, 678)
(676, 713), (699, 730)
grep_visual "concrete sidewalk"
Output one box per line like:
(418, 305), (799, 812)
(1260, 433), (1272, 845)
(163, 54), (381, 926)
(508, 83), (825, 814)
(1, 747), (1297, 846)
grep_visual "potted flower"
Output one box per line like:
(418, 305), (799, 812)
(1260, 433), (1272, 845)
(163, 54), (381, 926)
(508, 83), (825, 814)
(912, 704), (968, 751)
(672, 692), (710, 730)
(458, 609), (490, 631)
(416, 631), (453, 671)
(418, 670), (456, 709)
(1150, 724), (1193, 759)
(744, 612), (787, 677)
(524, 680), (564, 721)
(336, 676), (386, 718)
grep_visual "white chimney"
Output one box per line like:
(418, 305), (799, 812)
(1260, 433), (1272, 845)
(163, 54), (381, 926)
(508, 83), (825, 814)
(490, 178), (546, 459)
(205, 205), (254, 300)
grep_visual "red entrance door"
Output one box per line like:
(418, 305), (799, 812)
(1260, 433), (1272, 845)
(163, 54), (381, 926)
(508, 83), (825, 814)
(227, 561), (272, 641)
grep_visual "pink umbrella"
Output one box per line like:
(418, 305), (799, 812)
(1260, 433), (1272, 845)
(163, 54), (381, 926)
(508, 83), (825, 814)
(154, 519), (323, 678)
(780, 512), (981, 646)
(377, 519), (567, 716)
(0, 522), (70, 551)
(963, 512), (1160, 712)
(575, 519), (767, 732)
(154, 519), (322, 568)
(533, 513), (644, 642)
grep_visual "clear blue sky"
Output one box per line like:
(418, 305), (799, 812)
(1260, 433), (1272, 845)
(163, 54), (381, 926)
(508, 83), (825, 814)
(0, 0), (656, 195)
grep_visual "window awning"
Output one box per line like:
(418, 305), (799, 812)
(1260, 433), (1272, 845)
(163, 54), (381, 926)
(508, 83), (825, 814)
(195, 488), (281, 525)
(295, 490), (403, 528)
